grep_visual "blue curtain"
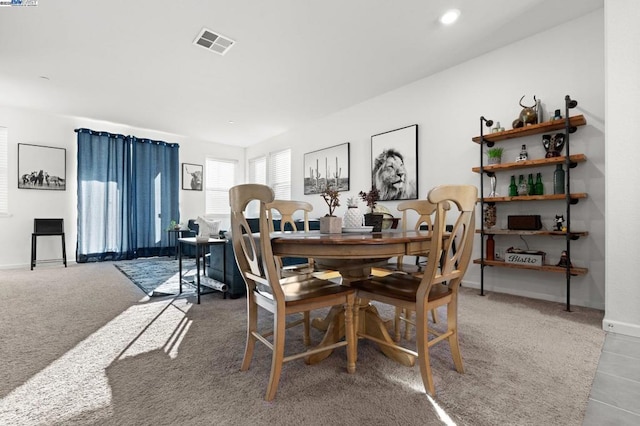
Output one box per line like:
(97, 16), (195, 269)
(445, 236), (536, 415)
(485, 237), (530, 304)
(76, 129), (179, 262)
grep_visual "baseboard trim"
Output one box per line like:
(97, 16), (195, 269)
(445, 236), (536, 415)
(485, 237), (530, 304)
(602, 319), (640, 338)
(462, 279), (604, 310)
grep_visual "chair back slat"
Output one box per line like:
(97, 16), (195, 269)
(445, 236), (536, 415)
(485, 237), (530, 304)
(417, 185), (477, 299)
(267, 200), (312, 233)
(230, 184), (284, 300)
(398, 200), (437, 234)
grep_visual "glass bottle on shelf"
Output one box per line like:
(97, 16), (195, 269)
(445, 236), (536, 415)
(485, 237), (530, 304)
(508, 175), (517, 197)
(534, 172), (544, 195)
(485, 235), (495, 261)
(527, 173), (534, 195)
(517, 174), (528, 196)
(553, 164), (565, 194)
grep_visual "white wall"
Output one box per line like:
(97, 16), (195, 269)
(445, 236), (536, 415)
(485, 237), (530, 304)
(604, 0), (640, 337)
(0, 106), (244, 269)
(248, 10), (605, 309)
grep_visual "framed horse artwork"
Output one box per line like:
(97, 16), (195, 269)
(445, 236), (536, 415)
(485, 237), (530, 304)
(182, 163), (203, 191)
(18, 143), (66, 191)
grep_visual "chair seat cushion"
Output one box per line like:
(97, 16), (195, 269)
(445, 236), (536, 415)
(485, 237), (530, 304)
(350, 274), (452, 304)
(256, 274), (354, 306)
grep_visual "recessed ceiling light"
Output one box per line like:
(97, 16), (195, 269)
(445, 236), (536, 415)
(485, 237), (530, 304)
(439, 9), (461, 25)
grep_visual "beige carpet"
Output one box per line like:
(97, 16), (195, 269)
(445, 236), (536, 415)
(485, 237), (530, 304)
(0, 263), (605, 425)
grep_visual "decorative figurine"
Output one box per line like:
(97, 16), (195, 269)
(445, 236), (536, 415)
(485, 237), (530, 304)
(556, 250), (572, 267)
(516, 144), (528, 162)
(554, 214), (565, 231)
(543, 133), (565, 158)
(512, 95), (538, 128)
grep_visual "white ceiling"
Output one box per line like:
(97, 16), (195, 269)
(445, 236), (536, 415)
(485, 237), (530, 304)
(0, 0), (602, 147)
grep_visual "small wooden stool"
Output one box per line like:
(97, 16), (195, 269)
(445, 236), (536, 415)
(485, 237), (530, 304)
(31, 218), (67, 270)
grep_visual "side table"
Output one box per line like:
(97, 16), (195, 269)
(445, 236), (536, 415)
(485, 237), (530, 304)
(178, 237), (228, 304)
(168, 228), (193, 259)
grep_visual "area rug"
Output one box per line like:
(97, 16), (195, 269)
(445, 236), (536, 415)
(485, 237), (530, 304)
(114, 257), (198, 297)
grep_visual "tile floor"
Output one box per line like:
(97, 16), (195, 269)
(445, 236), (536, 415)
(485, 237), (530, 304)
(583, 333), (640, 425)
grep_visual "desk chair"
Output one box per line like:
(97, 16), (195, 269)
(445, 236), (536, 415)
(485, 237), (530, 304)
(350, 185), (476, 396)
(230, 184), (356, 401)
(31, 218), (67, 270)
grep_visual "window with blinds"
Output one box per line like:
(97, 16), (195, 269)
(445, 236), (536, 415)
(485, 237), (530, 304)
(269, 149), (291, 200)
(248, 156), (267, 184)
(205, 158), (237, 215)
(0, 127), (8, 216)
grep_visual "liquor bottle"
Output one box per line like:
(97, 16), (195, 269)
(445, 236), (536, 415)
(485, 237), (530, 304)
(508, 175), (517, 196)
(553, 164), (565, 194)
(517, 174), (528, 196)
(485, 235), (495, 261)
(527, 173), (534, 195)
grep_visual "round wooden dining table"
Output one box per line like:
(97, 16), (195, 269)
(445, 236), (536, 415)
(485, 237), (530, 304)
(271, 229), (434, 366)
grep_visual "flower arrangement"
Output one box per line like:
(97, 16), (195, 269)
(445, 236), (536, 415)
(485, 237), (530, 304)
(320, 185), (340, 216)
(359, 186), (380, 213)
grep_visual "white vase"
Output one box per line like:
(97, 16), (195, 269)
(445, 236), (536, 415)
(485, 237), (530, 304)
(343, 207), (363, 228)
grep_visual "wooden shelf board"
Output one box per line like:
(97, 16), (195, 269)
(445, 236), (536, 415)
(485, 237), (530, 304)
(472, 115), (587, 143)
(474, 258), (588, 275)
(476, 229), (588, 237)
(472, 154), (587, 173)
(479, 193), (587, 203)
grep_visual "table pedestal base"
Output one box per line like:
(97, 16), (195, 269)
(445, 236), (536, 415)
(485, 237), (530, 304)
(306, 301), (416, 367)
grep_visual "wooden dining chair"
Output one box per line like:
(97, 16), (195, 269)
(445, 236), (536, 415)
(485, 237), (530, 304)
(266, 199), (316, 345)
(266, 199), (315, 276)
(350, 184), (477, 396)
(229, 184), (357, 401)
(372, 199), (444, 340)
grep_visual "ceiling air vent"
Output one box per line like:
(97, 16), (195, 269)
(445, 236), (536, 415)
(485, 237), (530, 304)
(193, 28), (235, 56)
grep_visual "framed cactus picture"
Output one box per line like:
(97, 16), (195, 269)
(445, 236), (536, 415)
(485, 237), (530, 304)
(303, 143), (350, 195)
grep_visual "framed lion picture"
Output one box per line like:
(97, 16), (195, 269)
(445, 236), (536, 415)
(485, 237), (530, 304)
(370, 124), (418, 201)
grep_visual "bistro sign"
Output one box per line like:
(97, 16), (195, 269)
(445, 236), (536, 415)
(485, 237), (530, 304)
(505, 249), (545, 267)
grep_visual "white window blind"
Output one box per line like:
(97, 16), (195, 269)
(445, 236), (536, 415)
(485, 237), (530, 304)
(248, 156), (267, 184)
(269, 149), (291, 200)
(205, 158), (237, 215)
(0, 127), (8, 215)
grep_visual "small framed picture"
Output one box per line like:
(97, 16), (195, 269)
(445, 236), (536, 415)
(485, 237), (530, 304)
(303, 142), (350, 194)
(182, 163), (203, 191)
(18, 143), (66, 191)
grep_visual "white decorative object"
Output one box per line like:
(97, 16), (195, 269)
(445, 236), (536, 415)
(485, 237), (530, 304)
(196, 216), (221, 242)
(343, 196), (363, 229)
